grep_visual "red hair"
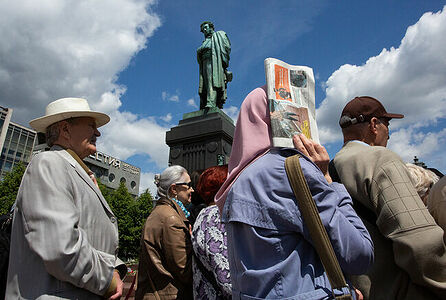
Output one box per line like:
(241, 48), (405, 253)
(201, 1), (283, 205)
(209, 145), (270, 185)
(196, 165), (228, 205)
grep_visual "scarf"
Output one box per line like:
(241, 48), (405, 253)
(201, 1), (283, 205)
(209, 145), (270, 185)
(173, 197), (191, 218)
(215, 86), (272, 212)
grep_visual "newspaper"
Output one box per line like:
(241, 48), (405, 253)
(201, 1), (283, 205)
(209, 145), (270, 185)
(264, 57), (319, 147)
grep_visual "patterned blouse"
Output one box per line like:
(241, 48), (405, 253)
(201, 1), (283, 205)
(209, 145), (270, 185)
(191, 205), (231, 299)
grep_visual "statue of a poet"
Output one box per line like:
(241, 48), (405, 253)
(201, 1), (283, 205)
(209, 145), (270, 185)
(197, 21), (232, 109)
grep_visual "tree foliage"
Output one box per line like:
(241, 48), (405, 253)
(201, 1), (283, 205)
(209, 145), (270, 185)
(0, 163), (26, 215)
(100, 183), (154, 261)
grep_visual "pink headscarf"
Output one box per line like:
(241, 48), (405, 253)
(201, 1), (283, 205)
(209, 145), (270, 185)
(215, 86), (272, 212)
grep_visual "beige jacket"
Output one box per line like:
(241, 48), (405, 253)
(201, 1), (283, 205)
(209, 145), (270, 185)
(427, 175), (446, 234)
(135, 197), (192, 300)
(6, 146), (124, 299)
(334, 141), (446, 300)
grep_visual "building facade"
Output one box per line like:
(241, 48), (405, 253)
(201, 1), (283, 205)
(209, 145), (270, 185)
(33, 140), (141, 197)
(0, 107), (37, 180)
(85, 150), (141, 197)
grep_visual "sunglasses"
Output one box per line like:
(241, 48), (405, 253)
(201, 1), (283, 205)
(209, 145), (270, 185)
(377, 117), (390, 128)
(175, 182), (193, 189)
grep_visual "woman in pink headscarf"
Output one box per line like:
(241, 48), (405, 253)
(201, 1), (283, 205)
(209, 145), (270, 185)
(215, 86), (373, 300)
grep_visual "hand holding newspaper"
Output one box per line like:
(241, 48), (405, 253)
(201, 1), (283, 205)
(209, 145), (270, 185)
(264, 58), (319, 147)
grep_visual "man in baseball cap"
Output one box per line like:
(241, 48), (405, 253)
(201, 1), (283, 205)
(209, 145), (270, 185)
(339, 96), (403, 127)
(337, 96), (403, 147)
(6, 98), (125, 299)
(330, 96), (446, 299)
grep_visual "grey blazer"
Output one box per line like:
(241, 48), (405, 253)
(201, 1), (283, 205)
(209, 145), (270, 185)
(6, 146), (123, 299)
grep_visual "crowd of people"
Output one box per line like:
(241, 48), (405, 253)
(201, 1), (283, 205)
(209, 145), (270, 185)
(3, 86), (446, 300)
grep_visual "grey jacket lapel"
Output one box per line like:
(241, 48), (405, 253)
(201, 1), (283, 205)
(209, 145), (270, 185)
(56, 148), (116, 217)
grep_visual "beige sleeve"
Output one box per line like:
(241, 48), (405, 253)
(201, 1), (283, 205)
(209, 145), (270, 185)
(427, 176), (446, 234)
(372, 157), (446, 297)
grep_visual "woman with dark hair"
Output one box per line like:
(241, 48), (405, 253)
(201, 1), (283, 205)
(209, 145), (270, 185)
(136, 165), (194, 300)
(214, 86), (373, 299)
(191, 165), (231, 299)
(187, 170), (206, 226)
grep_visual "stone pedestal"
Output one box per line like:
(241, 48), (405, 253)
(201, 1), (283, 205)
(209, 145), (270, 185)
(165, 108), (235, 174)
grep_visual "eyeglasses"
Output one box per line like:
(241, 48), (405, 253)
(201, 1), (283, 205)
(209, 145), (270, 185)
(377, 117), (390, 128)
(175, 182), (193, 189)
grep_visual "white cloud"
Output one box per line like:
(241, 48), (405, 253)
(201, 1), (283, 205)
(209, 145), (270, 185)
(97, 109), (169, 168)
(316, 5), (446, 172)
(388, 127), (446, 171)
(223, 105), (240, 124)
(0, 0), (171, 168)
(139, 171), (157, 196)
(160, 113), (172, 122)
(187, 98), (198, 109)
(162, 91), (180, 102)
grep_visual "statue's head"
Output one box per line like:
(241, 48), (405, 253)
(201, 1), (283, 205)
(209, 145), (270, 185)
(200, 21), (214, 36)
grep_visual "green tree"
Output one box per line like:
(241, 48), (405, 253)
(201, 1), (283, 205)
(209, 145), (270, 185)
(127, 189), (153, 260)
(100, 182), (154, 260)
(0, 163), (26, 215)
(135, 189), (154, 244)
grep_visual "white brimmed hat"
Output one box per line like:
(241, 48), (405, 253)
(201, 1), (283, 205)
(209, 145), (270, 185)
(29, 97), (110, 133)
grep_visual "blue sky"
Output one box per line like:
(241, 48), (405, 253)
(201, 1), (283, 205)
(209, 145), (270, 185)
(1, 0), (446, 194)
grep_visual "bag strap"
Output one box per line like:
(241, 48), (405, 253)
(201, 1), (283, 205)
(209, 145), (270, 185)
(285, 154), (352, 300)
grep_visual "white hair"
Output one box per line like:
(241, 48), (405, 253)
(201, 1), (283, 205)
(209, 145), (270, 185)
(406, 163), (439, 199)
(154, 165), (187, 199)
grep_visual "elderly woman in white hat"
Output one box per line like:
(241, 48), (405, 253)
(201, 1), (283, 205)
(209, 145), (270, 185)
(6, 98), (125, 300)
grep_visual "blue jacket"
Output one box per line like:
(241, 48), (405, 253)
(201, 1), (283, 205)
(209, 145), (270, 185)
(222, 148), (373, 299)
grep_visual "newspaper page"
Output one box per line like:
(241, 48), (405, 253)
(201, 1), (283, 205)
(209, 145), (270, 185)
(264, 57), (319, 147)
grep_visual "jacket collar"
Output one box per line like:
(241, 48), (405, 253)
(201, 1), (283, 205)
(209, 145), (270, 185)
(156, 197), (189, 223)
(50, 145), (115, 217)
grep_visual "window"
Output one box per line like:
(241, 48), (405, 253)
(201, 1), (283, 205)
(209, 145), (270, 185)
(3, 160), (12, 171)
(109, 173), (115, 182)
(19, 134), (27, 145)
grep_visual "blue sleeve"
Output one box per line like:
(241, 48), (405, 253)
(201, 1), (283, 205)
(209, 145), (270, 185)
(299, 157), (374, 275)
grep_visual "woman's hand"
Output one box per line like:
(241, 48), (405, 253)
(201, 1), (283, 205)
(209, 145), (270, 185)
(292, 134), (332, 183)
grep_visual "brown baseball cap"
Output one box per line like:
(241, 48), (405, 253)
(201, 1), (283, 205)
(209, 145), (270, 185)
(339, 96), (404, 128)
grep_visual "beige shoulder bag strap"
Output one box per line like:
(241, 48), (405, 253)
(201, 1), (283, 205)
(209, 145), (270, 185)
(285, 154), (352, 300)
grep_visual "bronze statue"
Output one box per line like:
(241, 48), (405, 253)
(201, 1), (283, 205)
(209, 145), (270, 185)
(197, 21), (232, 109)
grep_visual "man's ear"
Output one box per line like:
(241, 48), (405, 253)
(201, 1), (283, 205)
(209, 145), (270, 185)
(59, 121), (71, 139)
(369, 117), (379, 135)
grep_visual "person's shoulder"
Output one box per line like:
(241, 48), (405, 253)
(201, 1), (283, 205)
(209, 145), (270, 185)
(215, 30), (228, 37)
(338, 142), (400, 161)
(193, 205), (217, 229)
(368, 146), (404, 167)
(28, 149), (72, 168)
(238, 151), (285, 183)
(151, 201), (175, 215)
(430, 176), (446, 196)
(199, 205), (220, 221)
(151, 202), (183, 224)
